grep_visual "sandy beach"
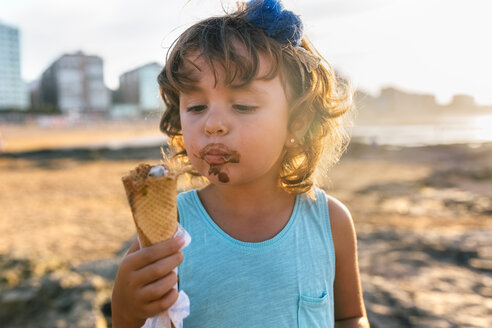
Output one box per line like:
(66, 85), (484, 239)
(0, 123), (490, 327)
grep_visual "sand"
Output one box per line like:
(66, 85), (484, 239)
(0, 158), (142, 264)
(0, 120), (162, 152)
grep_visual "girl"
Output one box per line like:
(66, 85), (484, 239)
(112, 0), (369, 327)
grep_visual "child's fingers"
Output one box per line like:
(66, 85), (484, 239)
(125, 239), (140, 255)
(139, 271), (179, 302)
(134, 251), (183, 286)
(127, 237), (184, 270)
(141, 289), (180, 318)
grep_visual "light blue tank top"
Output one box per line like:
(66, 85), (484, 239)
(177, 187), (335, 328)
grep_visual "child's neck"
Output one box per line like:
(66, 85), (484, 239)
(197, 182), (296, 243)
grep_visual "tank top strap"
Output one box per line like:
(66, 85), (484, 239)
(305, 186), (332, 231)
(303, 186), (336, 273)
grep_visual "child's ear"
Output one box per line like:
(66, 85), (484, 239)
(285, 112), (314, 147)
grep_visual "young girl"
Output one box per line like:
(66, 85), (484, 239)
(112, 0), (369, 327)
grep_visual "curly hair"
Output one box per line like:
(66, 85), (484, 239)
(158, 4), (353, 194)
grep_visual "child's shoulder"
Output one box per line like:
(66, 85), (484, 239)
(318, 190), (358, 253)
(323, 192), (353, 227)
(313, 188), (353, 227)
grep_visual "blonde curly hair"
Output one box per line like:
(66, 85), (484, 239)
(158, 4), (353, 194)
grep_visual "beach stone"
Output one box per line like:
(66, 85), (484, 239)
(1, 288), (36, 303)
(75, 257), (121, 280)
(0, 253), (66, 287)
(0, 254), (112, 328)
(359, 227), (492, 327)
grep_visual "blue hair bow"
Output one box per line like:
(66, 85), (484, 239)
(245, 0), (303, 46)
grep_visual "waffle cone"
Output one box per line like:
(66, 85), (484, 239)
(122, 163), (177, 248)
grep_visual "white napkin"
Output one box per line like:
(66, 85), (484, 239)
(139, 223), (191, 328)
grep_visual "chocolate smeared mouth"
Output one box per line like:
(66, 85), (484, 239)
(197, 143), (240, 164)
(194, 143), (240, 183)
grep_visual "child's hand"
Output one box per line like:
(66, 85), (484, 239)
(111, 236), (185, 328)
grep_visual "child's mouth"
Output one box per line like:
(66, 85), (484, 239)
(197, 143), (240, 165)
(203, 154), (229, 164)
(195, 143), (241, 183)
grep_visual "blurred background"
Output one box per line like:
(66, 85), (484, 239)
(0, 0), (491, 327)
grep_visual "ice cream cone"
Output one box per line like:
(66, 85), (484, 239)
(122, 163), (177, 247)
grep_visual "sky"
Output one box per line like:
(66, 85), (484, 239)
(1, 0), (491, 105)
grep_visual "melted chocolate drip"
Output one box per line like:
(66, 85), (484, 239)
(208, 164), (230, 183)
(208, 165), (220, 176)
(218, 172), (230, 183)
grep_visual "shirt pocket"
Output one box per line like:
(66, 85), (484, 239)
(297, 291), (333, 328)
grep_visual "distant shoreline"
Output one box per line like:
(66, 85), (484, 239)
(2, 140), (491, 163)
(2, 117), (491, 152)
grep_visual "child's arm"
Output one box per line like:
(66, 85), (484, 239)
(111, 237), (185, 328)
(327, 195), (370, 328)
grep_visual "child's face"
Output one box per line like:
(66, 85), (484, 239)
(179, 52), (291, 186)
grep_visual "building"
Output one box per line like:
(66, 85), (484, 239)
(38, 50), (110, 115)
(374, 87), (437, 113)
(0, 21), (29, 110)
(113, 62), (163, 117)
(448, 94), (477, 110)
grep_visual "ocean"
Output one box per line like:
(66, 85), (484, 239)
(350, 114), (492, 146)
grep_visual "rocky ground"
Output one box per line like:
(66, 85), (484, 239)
(0, 139), (491, 327)
(326, 143), (492, 327)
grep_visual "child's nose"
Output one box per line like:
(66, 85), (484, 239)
(204, 110), (229, 136)
(205, 124), (227, 136)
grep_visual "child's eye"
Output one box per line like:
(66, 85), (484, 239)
(186, 105), (207, 113)
(233, 104), (258, 112)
